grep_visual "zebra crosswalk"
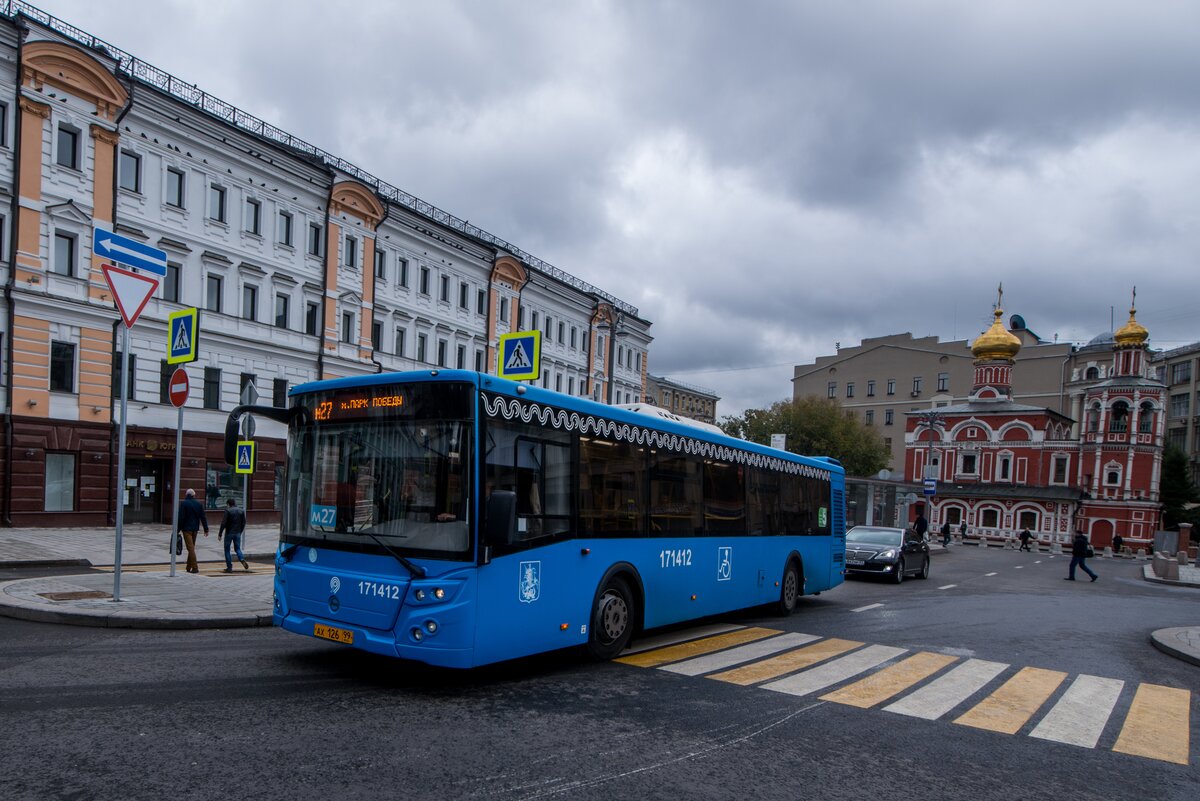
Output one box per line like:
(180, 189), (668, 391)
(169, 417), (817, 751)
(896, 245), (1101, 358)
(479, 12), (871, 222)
(615, 626), (1193, 765)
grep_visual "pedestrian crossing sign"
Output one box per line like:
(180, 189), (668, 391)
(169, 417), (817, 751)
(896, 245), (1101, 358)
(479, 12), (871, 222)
(167, 308), (199, 364)
(497, 330), (541, 381)
(235, 441), (256, 475)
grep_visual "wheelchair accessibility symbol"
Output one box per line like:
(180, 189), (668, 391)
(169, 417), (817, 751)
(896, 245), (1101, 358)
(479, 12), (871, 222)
(717, 546), (733, 582)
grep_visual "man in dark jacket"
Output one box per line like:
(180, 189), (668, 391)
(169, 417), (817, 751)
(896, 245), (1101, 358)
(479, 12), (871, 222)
(177, 488), (209, 574)
(1066, 532), (1098, 582)
(218, 497), (249, 572)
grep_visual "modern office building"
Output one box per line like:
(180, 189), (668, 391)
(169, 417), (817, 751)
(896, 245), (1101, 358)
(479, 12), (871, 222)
(1153, 342), (1200, 487)
(0, 5), (651, 527)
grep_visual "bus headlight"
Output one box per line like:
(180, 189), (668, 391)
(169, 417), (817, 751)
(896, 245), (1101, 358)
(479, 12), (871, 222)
(433, 587), (445, 600)
(411, 627), (424, 642)
(424, 620), (439, 635)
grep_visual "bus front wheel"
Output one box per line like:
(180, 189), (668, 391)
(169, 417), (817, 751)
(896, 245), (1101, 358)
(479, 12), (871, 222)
(588, 576), (635, 660)
(777, 562), (801, 615)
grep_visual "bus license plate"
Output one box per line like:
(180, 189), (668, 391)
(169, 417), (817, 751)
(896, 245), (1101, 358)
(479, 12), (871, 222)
(846, 559), (865, 566)
(314, 623), (354, 644)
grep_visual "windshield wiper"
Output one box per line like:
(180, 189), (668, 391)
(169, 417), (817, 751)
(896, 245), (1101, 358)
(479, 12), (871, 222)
(360, 529), (427, 578)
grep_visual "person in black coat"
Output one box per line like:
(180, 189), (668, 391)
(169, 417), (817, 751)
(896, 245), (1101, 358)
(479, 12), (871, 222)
(1018, 528), (1033, 552)
(177, 488), (209, 574)
(1066, 532), (1098, 582)
(218, 497), (249, 572)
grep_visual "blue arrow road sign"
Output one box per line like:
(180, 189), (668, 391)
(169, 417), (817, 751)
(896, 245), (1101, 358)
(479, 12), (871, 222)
(93, 227), (168, 277)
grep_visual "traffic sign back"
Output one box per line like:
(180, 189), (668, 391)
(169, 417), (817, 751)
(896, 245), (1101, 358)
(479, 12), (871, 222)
(101, 264), (159, 327)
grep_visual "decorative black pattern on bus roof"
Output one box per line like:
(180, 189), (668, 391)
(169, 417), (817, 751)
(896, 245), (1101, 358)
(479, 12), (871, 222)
(481, 393), (833, 481)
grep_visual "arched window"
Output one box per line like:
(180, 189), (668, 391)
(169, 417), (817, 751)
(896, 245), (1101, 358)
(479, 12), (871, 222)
(1138, 401), (1155, 434)
(1088, 402), (1101, 433)
(1109, 401), (1129, 433)
(1105, 463), (1122, 486)
(981, 508), (1000, 528)
(1085, 366), (1100, 380)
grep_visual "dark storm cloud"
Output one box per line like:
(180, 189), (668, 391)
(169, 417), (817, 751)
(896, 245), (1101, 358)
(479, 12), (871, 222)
(38, 0), (1200, 414)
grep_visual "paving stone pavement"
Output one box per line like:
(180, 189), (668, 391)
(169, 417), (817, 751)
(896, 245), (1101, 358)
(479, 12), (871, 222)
(0, 522), (279, 567)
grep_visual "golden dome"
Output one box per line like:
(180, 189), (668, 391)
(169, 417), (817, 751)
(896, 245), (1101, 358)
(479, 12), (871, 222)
(1113, 306), (1148, 348)
(971, 308), (1022, 363)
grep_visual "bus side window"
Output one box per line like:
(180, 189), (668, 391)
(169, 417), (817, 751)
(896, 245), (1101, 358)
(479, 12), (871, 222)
(747, 467), (780, 536)
(649, 451), (702, 536)
(580, 436), (646, 538)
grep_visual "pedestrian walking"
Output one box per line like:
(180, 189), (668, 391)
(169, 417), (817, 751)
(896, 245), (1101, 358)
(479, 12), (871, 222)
(1112, 533), (1124, 556)
(217, 497), (249, 573)
(914, 512), (929, 542)
(1018, 528), (1033, 552)
(1066, 532), (1098, 582)
(958, 519), (967, 540)
(940, 521), (952, 547)
(177, 488), (209, 574)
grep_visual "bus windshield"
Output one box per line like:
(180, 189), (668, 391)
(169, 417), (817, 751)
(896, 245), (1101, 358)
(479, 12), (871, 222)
(282, 382), (473, 560)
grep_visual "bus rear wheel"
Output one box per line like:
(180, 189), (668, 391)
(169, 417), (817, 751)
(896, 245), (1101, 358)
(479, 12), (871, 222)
(777, 562), (801, 615)
(588, 576), (635, 660)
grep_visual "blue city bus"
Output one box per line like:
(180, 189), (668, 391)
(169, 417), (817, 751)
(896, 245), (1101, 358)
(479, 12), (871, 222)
(226, 370), (845, 668)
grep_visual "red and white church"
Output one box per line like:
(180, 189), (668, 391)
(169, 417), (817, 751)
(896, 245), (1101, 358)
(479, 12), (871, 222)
(904, 292), (1164, 549)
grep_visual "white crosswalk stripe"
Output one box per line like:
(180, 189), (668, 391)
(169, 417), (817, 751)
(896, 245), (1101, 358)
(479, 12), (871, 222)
(762, 644), (907, 697)
(883, 658), (1009, 720)
(661, 632), (820, 676)
(1030, 675), (1125, 748)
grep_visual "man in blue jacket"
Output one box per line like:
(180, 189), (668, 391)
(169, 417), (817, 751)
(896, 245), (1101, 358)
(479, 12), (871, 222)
(177, 488), (209, 574)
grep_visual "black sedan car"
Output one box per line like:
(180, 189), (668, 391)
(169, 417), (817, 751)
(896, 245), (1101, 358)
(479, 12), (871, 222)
(844, 525), (930, 583)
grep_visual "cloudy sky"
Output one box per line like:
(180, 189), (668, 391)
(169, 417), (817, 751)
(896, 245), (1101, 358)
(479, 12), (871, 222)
(32, 0), (1200, 415)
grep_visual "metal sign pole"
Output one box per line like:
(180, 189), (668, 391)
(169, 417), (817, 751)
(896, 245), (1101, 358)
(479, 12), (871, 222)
(169, 402), (183, 577)
(113, 325), (130, 602)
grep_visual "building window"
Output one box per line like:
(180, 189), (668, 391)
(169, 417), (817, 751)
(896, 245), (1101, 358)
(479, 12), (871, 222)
(208, 184), (226, 222)
(341, 311), (355, 344)
(52, 232), (75, 276)
(419, 267), (430, 295)
(118, 150), (141, 193)
(867, 380), (875, 397)
(1053, 456), (1068, 483)
(274, 294), (289, 328)
(558, 321), (565, 343)
(459, 282), (469, 310)
(1169, 393), (1189, 418)
(344, 235), (357, 270)
(475, 350), (484, 372)
(399, 258), (409, 288)
(50, 341), (75, 392)
(1109, 401), (1130, 433)
(827, 381), (836, 398)
(571, 327), (578, 349)
(1138, 401), (1155, 433)
(273, 378), (288, 408)
(111, 352), (136, 399)
(959, 453), (977, 475)
(0, 102), (7, 147)
(937, 372), (949, 392)
(203, 367), (221, 409)
(308, 222), (323, 256)
(439, 274), (450, 303)
(394, 328), (406, 357)
(159, 360), (172, 404)
(56, 125), (79, 169)
(372, 320), (383, 351)
(437, 339), (447, 367)
(456, 344), (466, 370)
(1106, 467), (1121, 486)
(981, 508), (999, 528)
(205, 274), (222, 313)
(546, 316), (554, 342)
(912, 376), (922, 395)
(476, 289), (486, 315)
(997, 454), (1011, 481)
(865, 410), (874, 425)
(164, 263), (181, 303)
(416, 333), (427, 363)
(44, 453), (76, 512)
(243, 199), (261, 234)
(205, 462), (239, 510)
(166, 168), (185, 208)
(241, 284), (258, 321)
(278, 210), (293, 246)
(305, 301), (319, 336)
(532, 311), (540, 331)
(374, 247), (387, 280)
(846, 382), (855, 398)
(887, 379), (896, 396)
(1171, 361), (1192, 384)
(884, 409), (893, 425)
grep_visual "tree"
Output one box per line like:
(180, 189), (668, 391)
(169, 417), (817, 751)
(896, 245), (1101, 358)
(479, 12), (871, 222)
(1160, 445), (1200, 537)
(720, 396), (889, 477)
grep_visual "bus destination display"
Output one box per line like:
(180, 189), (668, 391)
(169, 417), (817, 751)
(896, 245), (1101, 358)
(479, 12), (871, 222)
(312, 391), (405, 422)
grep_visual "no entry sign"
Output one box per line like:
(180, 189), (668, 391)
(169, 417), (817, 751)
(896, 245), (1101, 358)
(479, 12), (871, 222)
(169, 367), (190, 408)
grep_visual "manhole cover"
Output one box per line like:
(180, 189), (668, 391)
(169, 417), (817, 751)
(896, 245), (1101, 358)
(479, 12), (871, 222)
(39, 590), (111, 601)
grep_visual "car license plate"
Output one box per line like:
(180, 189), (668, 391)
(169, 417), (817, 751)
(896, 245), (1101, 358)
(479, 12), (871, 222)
(846, 559), (865, 566)
(314, 623), (354, 644)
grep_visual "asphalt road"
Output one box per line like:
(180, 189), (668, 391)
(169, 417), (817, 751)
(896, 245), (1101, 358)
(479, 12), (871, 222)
(1, 547), (1196, 801)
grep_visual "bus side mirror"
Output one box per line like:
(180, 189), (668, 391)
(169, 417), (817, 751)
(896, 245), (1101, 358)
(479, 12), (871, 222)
(484, 490), (518, 546)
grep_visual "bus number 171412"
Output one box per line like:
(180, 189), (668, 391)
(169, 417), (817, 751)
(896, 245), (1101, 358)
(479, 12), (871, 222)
(659, 548), (693, 568)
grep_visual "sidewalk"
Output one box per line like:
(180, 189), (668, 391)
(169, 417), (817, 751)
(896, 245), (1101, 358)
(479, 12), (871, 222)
(0, 523), (278, 629)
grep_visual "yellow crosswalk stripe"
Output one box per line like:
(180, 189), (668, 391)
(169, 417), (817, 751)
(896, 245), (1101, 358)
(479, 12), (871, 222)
(615, 627), (781, 668)
(821, 651), (959, 708)
(954, 666), (1067, 734)
(1112, 683), (1191, 765)
(709, 637), (862, 686)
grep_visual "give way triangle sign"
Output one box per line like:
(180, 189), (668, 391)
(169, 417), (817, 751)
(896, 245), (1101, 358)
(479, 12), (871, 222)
(101, 263), (160, 327)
